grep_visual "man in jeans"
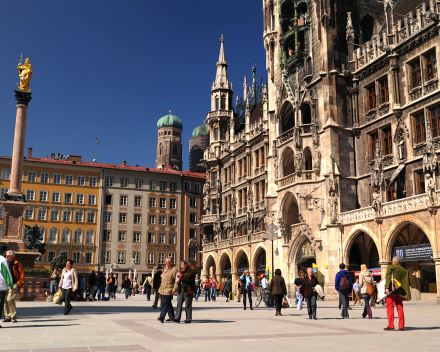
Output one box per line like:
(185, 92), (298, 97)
(210, 275), (218, 302)
(294, 274), (303, 305)
(353, 278), (362, 305)
(157, 257), (178, 323)
(335, 263), (353, 319)
(0, 245), (15, 329)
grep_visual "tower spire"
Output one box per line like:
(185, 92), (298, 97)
(213, 34), (230, 91)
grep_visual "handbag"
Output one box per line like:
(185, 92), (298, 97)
(365, 279), (375, 296)
(53, 289), (62, 305)
(283, 297), (289, 308)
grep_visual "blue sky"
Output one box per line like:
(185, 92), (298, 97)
(0, 1), (266, 170)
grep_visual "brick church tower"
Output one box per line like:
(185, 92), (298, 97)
(156, 111), (183, 170)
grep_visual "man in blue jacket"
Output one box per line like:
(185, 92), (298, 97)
(335, 263), (352, 319)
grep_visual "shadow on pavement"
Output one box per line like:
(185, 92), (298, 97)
(192, 320), (235, 323)
(404, 326), (440, 331)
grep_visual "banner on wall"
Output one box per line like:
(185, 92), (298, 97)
(394, 244), (433, 262)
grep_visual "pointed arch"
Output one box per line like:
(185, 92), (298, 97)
(280, 100), (295, 133)
(304, 147), (312, 170)
(251, 244), (267, 273)
(343, 224), (380, 267)
(218, 251), (232, 273)
(280, 146), (296, 177)
(280, 191), (300, 230)
(203, 253), (217, 278)
(233, 248), (250, 273)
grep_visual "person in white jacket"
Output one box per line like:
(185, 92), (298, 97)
(0, 245), (15, 328)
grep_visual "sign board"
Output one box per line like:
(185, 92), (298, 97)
(394, 244), (433, 262)
(223, 270), (231, 273)
(355, 271), (381, 277)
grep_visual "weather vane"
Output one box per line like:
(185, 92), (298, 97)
(17, 54), (33, 91)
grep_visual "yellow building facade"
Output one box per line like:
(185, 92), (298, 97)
(0, 154), (101, 272)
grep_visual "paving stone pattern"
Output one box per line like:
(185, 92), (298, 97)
(1, 294), (440, 351)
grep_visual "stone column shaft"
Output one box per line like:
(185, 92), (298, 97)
(8, 104), (29, 196)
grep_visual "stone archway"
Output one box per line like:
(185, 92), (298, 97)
(218, 251), (232, 277)
(344, 230), (380, 270)
(280, 147), (295, 177)
(204, 254), (216, 279)
(234, 249), (250, 274)
(252, 245), (267, 277)
(280, 192), (300, 242)
(280, 101), (295, 133)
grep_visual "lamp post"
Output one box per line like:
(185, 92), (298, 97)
(266, 221), (278, 280)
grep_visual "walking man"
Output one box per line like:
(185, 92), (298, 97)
(3, 250), (24, 323)
(88, 271), (96, 298)
(294, 274), (303, 305)
(224, 276), (232, 302)
(174, 260), (196, 323)
(210, 275), (218, 302)
(0, 245), (15, 328)
(157, 257), (178, 323)
(143, 273), (153, 301)
(152, 266), (163, 309)
(194, 274), (201, 302)
(384, 256), (413, 331)
(260, 274), (269, 291)
(335, 263), (352, 319)
(353, 278), (362, 305)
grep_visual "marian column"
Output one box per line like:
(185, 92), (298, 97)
(0, 56), (39, 268)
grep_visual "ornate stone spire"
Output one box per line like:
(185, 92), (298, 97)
(212, 34), (231, 91)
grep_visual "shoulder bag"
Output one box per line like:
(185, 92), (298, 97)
(362, 273), (375, 296)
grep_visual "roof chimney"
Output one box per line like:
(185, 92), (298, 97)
(28, 148), (32, 158)
(122, 161), (127, 166)
(51, 153), (55, 159)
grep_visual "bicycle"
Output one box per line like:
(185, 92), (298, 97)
(255, 287), (274, 307)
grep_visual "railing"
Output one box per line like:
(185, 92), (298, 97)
(339, 206), (375, 224)
(382, 193), (430, 216)
(278, 128), (294, 144)
(251, 231), (266, 242)
(233, 235), (248, 245)
(301, 124), (312, 134)
(203, 243), (216, 251)
(200, 214), (216, 223)
(277, 173), (296, 188)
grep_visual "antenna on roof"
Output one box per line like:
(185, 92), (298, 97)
(91, 134), (101, 162)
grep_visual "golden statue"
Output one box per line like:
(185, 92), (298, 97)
(17, 54), (33, 91)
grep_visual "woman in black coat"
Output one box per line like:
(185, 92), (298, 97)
(269, 269), (287, 316)
(223, 276), (232, 302)
(299, 267), (318, 320)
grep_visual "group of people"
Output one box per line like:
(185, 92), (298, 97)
(0, 246), (414, 331)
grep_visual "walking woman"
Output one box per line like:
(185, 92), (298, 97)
(50, 269), (59, 301)
(269, 269), (287, 316)
(223, 276), (232, 302)
(299, 267), (318, 320)
(58, 260), (78, 315)
(240, 270), (254, 310)
(359, 264), (375, 319)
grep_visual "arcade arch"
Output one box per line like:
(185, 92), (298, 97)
(280, 101), (295, 133)
(280, 147), (295, 177)
(204, 254), (216, 279)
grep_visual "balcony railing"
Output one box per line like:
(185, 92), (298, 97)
(278, 128), (294, 145)
(200, 214), (217, 224)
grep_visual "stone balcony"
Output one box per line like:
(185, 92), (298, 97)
(200, 214), (217, 224)
(276, 170), (316, 190)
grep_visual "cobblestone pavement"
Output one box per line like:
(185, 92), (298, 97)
(1, 294), (439, 352)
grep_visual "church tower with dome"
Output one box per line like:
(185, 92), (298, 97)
(189, 124), (210, 172)
(156, 111), (183, 170)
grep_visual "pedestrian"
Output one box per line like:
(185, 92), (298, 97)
(203, 277), (211, 301)
(3, 250), (23, 323)
(94, 270), (106, 300)
(269, 269), (287, 316)
(211, 275), (218, 302)
(234, 277), (241, 302)
(194, 274), (201, 302)
(106, 275), (114, 299)
(152, 266), (164, 309)
(88, 271), (96, 298)
(0, 245), (15, 329)
(359, 264), (374, 319)
(58, 260), (78, 315)
(353, 278), (362, 305)
(50, 269), (59, 301)
(335, 263), (352, 319)
(112, 274), (118, 299)
(384, 256), (413, 331)
(133, 280), (138, 296)
(157, 257), (178, 323)
(260, 274), (269, 291)
(220, 282), (224, 297)
(240, 270), (254, 310)
(294, 274), (302, 305)
(174, 260), (195, 323)
(122, 276), (131, 299)
(223, 276), (232, 302)
(299, 267), (318, 320)
(143, 274), (153, 301)
(79, 275), (86, 300)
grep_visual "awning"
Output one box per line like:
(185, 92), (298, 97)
(386, 163), (405, 191)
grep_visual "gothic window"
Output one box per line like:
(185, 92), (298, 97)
(215, 128), (219, 140)
(221, 96), (226, 110)
(159, 144), (163, 156)
(383, 127), (392, 155)
(379, 78), (389, 105)
(304, 148), (312, 170)
(212, 172), (217, 186)
(216, 96), (220, 110)
(415, 171), (425, 195)
(221, 127), (226, 140)
(254, 150), (259, 168)
(410, 59), (422, 89)
(367, 84), (376, 110)
(302, 105), (311, 124)
(361, 15), (374, 44)
(387, 179), (395, 202)
(280, 102), (295, 133)
(426, 51), (437, 81)
(414, 112), (426, 144)
(430, 106), (440, 138)
(370, 132), (378, 160)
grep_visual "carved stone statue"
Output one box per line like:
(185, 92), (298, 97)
(248, 189), (254, 215)
(426, 173), (436, 205)
(295, 149), (302, 174)
(372, 188), (382, 216)
(398, 130), (406, 160)
(329, 194), (338, 224)
(311, 124), (319, 147)
(231, 192), (237, 215)
(371, 143), (384, 189)
(294, 127), (301, 149)
(346, 12), (355, 39)
(203, 182), (210, 212)
(17, 55), (33, 91)
(313, 147), (321, 175)
(24, 224), (46, 254)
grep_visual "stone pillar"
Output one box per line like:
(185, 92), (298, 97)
(8, 91), (32, 197)
(250, 270), (257, 289)
(379, 261), (390, 280)
(434, 258), (440, 304)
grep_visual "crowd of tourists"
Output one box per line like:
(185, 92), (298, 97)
(0, 245), (413, 331)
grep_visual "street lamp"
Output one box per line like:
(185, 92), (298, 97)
(266, 221), (278, 280)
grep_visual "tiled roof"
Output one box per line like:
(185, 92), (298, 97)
(0, 156), (206, 180)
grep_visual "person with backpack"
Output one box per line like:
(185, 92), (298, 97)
(143, 273), (153, 301)
(359, 264), (375, 319)
(94, 270), (106, 300)
(335, 263), (353, 319)
(299, 267), (318, 320)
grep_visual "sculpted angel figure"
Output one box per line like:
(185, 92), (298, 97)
(17, 56), (33, 91)
(372, 188), (382, 216)
(426, 173), (436, 205)
(328, 193), (338, 224)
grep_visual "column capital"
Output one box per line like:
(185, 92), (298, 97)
(14, 90), (32, 106)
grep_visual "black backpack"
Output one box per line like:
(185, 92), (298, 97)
(339, 275), (351, 293)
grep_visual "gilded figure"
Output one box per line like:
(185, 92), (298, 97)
(17, 55), (33, 91)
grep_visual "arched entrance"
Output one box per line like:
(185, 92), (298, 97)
(235, 250), (249, 274)
(345, 231), (380, 271)
(296, 240), (316, 278)
(254, 248), (266, 278)
(281, 192), (300, 242)
(204, 255), (216, 279)
(388, 223), (436, 297)
(219, 252), (232, 278)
